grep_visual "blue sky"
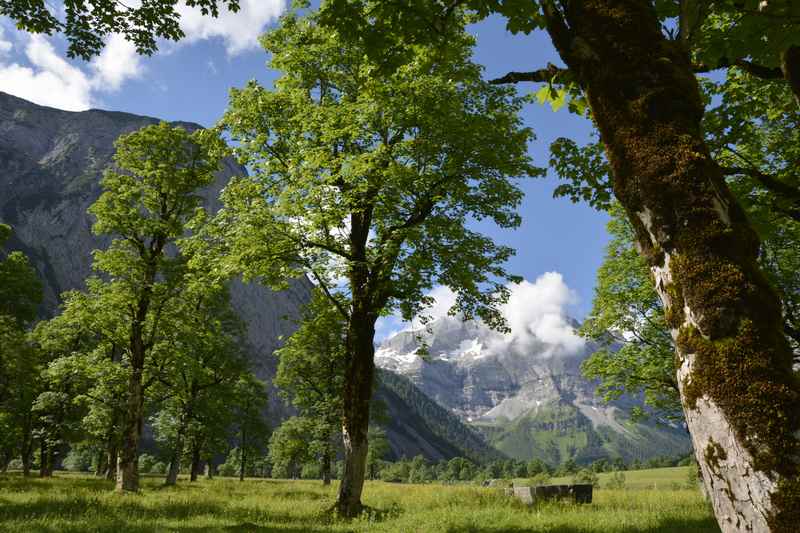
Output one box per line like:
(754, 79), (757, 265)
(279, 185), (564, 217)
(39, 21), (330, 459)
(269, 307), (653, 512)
(0, 3), (609, 336)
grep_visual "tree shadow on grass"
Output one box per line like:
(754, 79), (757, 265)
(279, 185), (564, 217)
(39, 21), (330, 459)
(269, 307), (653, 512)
(0, 497), (337, 532)
(444, 516), (721, 533)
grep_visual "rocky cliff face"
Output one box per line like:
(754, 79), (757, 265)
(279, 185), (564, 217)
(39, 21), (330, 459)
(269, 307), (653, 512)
(0, 91), (313, 398)
(376, 315), (691, 464)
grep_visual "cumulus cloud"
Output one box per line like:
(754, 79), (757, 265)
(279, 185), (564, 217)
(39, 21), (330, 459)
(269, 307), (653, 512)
(91, 34), (144, 91)
(0, 27), (12, 55)
(0, 0), (286, 110)
(380, 272), (586, 356)
(499, 272), (585, 356)
(177, 0), (286, 55)
(0, 36), (94, 111)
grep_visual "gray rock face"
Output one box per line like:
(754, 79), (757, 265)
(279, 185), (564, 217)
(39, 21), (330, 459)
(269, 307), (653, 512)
(376, 315), (691, 462)
(0, 91), (313, 395)
(376, 316), (600, 422)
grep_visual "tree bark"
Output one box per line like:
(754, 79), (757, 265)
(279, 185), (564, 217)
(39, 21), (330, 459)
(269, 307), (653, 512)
(95, 450), (107, 477)
(239, 428), (246, 482)
(21, 427), (32, 477)
(165, 411), (190, 486)
(116, 365), (144, 492)
(205, 460), (214, 479)
(105, 442), (118, 481)
(321, 436), (332, 486)
(335, 307), (376, 517)
(190, 440), (202, 482)
(781, 45), (800, 107)
(39, 440), (52, 478)
(540, 1), (800, 530)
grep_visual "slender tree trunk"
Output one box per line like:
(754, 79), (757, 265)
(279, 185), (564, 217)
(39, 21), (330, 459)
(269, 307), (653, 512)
(321, 435), (332, 486)
(782, 45), (800, 107)
(39, 440), (52, 478)
(95, 450), (107, 477)
(541, 2), (800, 530)
(116, 256), (158, 493)
(205, 460), (214, 479)
(239, 428), (246, 482)
(165, 412), (190, 486)
(190, 440), (202, 482)
(336, 309), (376, 517)
(21, 426), (32, 477)
(106, 442), (118, 481)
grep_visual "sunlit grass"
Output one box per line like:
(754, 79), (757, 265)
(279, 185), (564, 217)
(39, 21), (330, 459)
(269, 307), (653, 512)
(0, 471), (718, 532)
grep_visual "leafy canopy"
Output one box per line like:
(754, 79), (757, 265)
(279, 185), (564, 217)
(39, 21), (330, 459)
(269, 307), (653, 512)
(0, 224), (43, 326)
(0, 0), (242, 60)
(217, 10), (539, 326)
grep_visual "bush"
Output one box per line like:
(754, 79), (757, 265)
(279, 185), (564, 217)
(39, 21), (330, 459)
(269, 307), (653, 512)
(605, 471), (626, 489)
(150, 461), (167, 475)
(528, 472), (552, 486)
(138, 454), (156, 474)
(219, 461), (237, 477)
(62, 447), (94, 472)
(572, 469), (599, 486)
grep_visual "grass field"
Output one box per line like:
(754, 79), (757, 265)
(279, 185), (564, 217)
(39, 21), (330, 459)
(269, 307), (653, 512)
(0, 469), (719, 532)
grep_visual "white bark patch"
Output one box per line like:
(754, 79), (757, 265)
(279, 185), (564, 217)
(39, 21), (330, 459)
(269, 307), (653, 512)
(712, 194), (732, 227)
(637, 207), (664, 247)
(652, 250), (778, 532)
(676, 306), (775, 533)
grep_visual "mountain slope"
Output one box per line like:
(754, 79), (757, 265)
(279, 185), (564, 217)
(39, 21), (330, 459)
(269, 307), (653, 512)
(376, 315), (691, 465)
(376, 369), (503, 463)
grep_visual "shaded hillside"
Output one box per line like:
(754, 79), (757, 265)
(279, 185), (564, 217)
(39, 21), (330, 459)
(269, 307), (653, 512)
(376, 369), (504, 463)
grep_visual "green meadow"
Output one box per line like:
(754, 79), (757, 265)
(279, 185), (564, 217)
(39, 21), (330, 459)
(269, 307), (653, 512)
(0, 468), (719, 532)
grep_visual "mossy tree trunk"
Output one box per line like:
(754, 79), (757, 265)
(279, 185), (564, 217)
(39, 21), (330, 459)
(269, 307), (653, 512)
(541, 1), (800, 531)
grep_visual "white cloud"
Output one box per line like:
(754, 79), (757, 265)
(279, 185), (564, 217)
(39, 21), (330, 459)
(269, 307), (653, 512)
(377, 271), (585, 356)
(0, 32), (144, 111)
(0, 36), (94, 111)
(499, 272), (585, 356)
(177, 0), (286, 55)
(91, 34), (144, 90)
(0, 0), (286, 111)
(0, 27), (12, 55)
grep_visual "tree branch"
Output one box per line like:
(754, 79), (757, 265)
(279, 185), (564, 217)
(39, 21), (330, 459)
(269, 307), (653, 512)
(489, 63), (569, 85)
(693, 57), (784, 79)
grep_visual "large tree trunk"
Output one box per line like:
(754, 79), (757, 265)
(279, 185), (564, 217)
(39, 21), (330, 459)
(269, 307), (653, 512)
(335, 309), (376, 517)
(116, 365), (144, 492)
(543, 1), (800, 530)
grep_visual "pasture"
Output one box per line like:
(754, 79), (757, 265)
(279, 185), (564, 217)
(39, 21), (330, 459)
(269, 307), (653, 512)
(0, 468), (719, 532)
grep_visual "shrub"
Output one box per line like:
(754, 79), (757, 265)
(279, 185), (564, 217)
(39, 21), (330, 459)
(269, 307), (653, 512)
(605, 471), (626, 489)
(529, 472), (552, 486)
(572, 468), (599, 486)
